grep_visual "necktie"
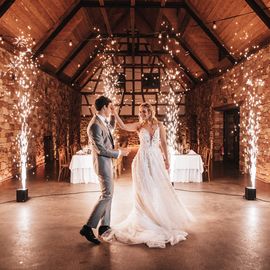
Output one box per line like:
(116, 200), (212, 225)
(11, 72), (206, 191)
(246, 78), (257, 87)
(105, 119), (114, 149)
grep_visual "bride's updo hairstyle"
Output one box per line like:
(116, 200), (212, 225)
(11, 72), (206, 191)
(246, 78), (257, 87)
(138, 102), (158, 130)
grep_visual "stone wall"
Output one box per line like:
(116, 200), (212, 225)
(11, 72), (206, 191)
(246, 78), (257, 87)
(0, 47), (81, 183)
(186, 45), (270, 183)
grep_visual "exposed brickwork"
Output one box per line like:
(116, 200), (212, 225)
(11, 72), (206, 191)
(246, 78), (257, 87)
(0, 48), (81, 183)
(186, 45), (270, 183)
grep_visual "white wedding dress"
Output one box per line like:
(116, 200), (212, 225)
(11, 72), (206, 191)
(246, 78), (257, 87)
(103, 127), (193, 248)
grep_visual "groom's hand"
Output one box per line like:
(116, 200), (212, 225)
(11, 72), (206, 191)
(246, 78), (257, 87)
(119, 148), (130, 156)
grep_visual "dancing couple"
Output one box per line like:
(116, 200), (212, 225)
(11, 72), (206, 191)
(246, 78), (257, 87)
(80, 96), (192, 248)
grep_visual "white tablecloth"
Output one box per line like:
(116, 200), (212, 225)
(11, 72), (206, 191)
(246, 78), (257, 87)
(69, 154), (98, 184)
(170, 154), (204, 183)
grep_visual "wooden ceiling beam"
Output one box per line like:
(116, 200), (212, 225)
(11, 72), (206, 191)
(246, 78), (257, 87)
(170, 54), (197, 84)
(157, 56), (187, 90)
(56, 33), (96, 75)
(82, 94), (92, 115)
(162, 15), (209, 75)
(178, 10), (190, 36)
(80, 65), (102, 90)
(99, 0), (113, 35)
(245, 0), (270, 29)
(33, 0), (82, 58)
(130, 0), (135, 64)
(81, 0), (185, 8)
(184, 1), (236, 64)
(71, 45), (103, 84)
(148, 0), (166, 64)
(0, 0), (15, 17)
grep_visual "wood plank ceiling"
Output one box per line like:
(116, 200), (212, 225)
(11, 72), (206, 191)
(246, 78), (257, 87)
(0, 0), (269, 115)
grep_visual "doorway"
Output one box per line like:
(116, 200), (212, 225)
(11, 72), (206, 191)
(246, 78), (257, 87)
(223, 108), (240, 168)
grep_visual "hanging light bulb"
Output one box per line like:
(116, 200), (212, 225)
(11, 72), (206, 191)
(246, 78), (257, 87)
(69, 40), (73, 47)
(213, 21), (217, 29)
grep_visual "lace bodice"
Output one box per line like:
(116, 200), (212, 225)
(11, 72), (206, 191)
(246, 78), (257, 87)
(139, 127), (160, 148)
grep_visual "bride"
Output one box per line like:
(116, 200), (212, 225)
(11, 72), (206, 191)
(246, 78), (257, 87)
(103, 102), (193, 248)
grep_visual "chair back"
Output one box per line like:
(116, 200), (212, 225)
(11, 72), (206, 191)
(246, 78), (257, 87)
(58, 148), (68, 167)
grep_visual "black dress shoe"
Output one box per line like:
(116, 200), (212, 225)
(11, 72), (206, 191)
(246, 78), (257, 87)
(98, 225), (111, 236)
(80, 225), (100, 244)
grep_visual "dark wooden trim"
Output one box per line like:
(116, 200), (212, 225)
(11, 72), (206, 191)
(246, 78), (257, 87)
(162, 15), (209, 75)
(81, 0), (185, 8)
(33, 0), (82, 58)
(177, 37), (209, 75)
(56, 33), (96, 75)
(0, 0), (15, 17)
(71, 45), (102, 83)
(178, 10), (190, 36)
(103, 50), (169, 56)
(171, 55), (197, 84)
(80, 66), (102, 90)
(245, 0), (270, 29)
(93, 68), (104, 94)
(82, 94), (92, 115)
(99, 0), (113, 35)
(39, 65), (73, 89)
(130, 0), (135, 64)
(184, 1), (236, 64)
(81, 91), (186, 96)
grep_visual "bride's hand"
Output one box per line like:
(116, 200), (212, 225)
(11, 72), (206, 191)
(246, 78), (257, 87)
(111, 104), (117, 115)
(164, 160), (170, 170)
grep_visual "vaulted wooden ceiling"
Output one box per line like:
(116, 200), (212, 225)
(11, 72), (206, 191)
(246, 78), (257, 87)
(0, 0), (269, 92)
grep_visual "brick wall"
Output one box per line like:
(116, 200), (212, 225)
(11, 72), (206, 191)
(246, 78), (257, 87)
(186, 45), (270, 183)
(0, 47), (81, 183)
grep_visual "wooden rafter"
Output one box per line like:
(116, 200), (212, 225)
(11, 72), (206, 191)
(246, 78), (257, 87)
(137, 8), (194, 84)
(80, 65), (102, 90)
(148, 0), (166, 64)
(82, 94), (92, 115)
(56, 33), (96, 75)
(184, 0), (236, 64)
(178, 10), (190, 36)
(33, 0), (82, 58)
(158, 56), (187, 91)
(130, 0), (135, 64)
(0, 0), (15, 17)
(99, 0), (113, 35)
(171, 54), (197, 83)
(245, 0), (270, 29)
(71, 44), (103, 84)
(82, 1), (185, 8)
(93, 68), (104, 94)
(162, 15), (209, 75)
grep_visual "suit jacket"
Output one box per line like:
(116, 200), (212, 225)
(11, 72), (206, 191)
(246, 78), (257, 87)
(87, 115), (119, 176)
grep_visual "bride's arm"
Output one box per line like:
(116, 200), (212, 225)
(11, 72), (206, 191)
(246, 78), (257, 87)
(111, 105), (139, 132)
(159, 122), (170, 169)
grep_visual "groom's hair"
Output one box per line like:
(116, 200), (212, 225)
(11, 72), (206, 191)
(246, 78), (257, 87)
(95, 96), (112, 111)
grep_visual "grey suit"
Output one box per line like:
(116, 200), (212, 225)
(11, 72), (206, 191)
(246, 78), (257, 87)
(86, 115), (119, 228)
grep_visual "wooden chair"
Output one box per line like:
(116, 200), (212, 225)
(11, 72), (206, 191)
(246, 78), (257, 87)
(202, 147), (212, 181)
(58, 148), (70, 181)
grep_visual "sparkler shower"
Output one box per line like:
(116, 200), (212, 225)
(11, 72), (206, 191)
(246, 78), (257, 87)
(242, 78), (264, 187)
(5, 34), (39, 190)
(160, 68), (184, 154)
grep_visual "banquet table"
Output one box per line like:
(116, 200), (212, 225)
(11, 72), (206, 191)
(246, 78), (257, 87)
(170, 153), (204, 183)
(69, 154), (98, 184)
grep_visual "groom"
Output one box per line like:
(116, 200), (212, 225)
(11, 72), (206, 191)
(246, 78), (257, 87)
(80, 96), (129, 244)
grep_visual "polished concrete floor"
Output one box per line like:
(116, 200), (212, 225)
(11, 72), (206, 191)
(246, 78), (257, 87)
(0, 162), (270, 270)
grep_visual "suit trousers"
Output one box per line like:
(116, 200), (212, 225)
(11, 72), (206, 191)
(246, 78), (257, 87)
(86, 158), (114, 228)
